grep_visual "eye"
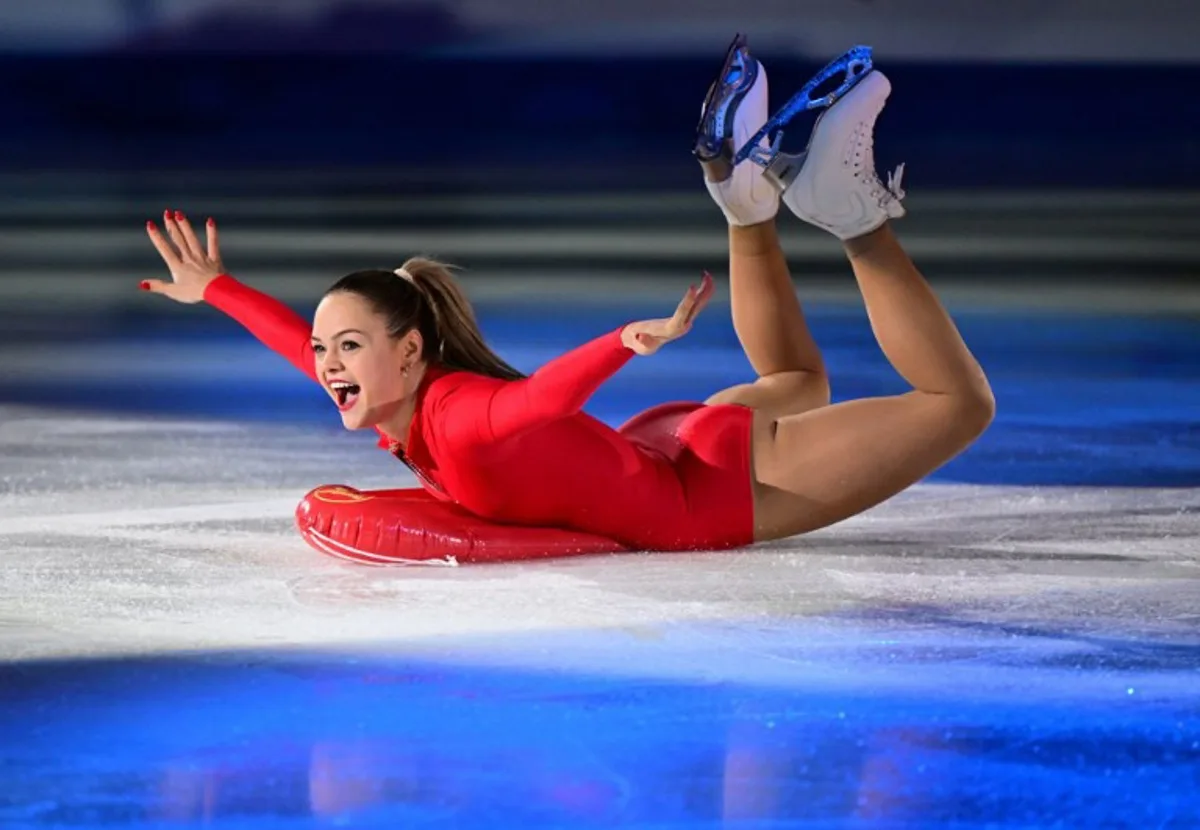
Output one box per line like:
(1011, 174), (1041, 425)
(312, 344), (325, 356)
(341, 340), (360, 352)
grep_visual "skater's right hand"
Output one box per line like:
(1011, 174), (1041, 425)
(621, 271), (714, 356)
(142, 211), (225, 304)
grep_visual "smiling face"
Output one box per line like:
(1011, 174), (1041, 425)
(311, 291), (422, 430)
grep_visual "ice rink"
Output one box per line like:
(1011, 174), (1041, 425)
(2, 244), (1198, 826)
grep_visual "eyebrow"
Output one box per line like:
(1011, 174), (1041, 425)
(311, 329), (367, 342)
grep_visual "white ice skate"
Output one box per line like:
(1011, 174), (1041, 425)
(693, 34), (780, 227)
(768, 70), (907, 240)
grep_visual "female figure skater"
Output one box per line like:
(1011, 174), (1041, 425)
(141, 38), (994, 561)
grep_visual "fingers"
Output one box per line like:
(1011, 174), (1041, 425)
(205, 217), (221, 264)
(685, 271), (715, 325)
(140, 278), (167, 293)
(669, 287), (696, 325)
(626, 272), (717, 356)
(174, 211), (207, 261)
(161, 210), (202, 262)
(670, 271), (716, 331)
(147, 209), (223, 268)
(145, 220), (182, 267)
(161, 210), (188, 256)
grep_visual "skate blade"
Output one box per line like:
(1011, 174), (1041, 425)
(693, 32), (754, 162)
(734, 44), (874, 168)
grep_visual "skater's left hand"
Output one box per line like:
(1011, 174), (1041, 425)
(621, 271), (715, 356)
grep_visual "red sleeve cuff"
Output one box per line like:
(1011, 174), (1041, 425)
(202, 273), (241, 307)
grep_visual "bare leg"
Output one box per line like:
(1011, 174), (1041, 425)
(696, 38), (831, 419)
(751, 224), (994, 541)
(704, 220), (833, 418)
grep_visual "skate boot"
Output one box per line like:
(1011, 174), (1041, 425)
(771, 70), (907, 240)
(694, 34), (780, 227)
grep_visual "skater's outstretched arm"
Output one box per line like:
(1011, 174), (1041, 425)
(472, 273), (715, 443)
(143, 212), (318, 382)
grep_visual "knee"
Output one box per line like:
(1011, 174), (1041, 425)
(807, 371), (833, 409)
(954, 378), (996, 438)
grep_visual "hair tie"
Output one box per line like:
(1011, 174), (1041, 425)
(394, 265), (444, 359)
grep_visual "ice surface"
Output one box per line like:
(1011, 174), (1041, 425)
(2, 405), (1196, 669)
(1, 407), (1197, 828)
(2, 233), (1198, 826)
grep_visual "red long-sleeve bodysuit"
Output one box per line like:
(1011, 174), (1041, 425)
(206, 274), (756, 551)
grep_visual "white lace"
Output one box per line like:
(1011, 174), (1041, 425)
(851, 123), (906, 212)
(885, 163), (906, 202)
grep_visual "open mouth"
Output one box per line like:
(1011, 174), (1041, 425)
(329, 381), (362, 412)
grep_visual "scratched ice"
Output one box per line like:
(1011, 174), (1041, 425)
(1, 403), (1197, 829)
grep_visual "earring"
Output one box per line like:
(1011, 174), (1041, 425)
(401, 365), (410, 377)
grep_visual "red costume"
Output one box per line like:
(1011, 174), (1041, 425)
(206, 275), (756, 562)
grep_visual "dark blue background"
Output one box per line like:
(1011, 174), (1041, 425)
(1, 55), (1196, 188)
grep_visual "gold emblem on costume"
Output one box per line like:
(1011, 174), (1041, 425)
(312, 486), (375, 503)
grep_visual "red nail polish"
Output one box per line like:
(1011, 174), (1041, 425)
(139, 281), (150, 291)
(146, 220), (154, 231)
(175, 210), (185, 221)
(206, 217), (215, 227)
